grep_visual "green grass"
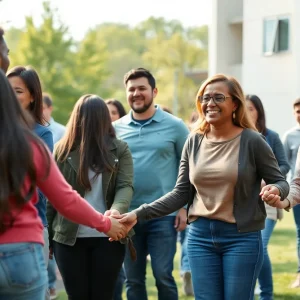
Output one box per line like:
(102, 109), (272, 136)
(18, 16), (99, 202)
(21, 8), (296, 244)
(58, 213), (300, 299)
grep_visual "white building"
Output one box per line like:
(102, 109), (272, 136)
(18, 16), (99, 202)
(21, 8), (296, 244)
(209, 0), (300, 136)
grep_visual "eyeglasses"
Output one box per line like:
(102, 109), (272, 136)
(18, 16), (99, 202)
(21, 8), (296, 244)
(198, 94), (231, 104)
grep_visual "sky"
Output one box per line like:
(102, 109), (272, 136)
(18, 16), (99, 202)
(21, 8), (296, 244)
(0, 0), (212, 40)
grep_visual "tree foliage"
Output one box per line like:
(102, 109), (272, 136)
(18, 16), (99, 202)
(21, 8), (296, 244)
(6, 1), (208, 123)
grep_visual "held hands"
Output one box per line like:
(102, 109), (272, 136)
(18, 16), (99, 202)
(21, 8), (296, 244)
(106, 216), (127, 241)
(107, 212), (138, 241)
(104, 209), (137, 242)
(260, 185), (282, 208)
(104, 209), (127, 240)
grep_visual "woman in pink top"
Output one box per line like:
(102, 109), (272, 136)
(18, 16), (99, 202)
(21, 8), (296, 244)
(0, 70), (127, 299)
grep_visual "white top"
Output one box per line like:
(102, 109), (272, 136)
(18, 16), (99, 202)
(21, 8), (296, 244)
(77, 171), (107, 238)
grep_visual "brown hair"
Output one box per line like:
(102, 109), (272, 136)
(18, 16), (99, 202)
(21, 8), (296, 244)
(245, 94), (267, 135)
(55, 95), (116, 190)
(193, 74), (257, 134)
(293, 98), (300, 108)
(124, 68), (156, 90)
(7, 66), (45, 125)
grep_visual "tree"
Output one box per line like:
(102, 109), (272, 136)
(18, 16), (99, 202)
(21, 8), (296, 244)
(7, 1), (109, 124)
(137, 18), (208, 119)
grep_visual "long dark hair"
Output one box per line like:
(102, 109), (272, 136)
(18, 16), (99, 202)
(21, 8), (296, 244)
(0, 70), (48, 232)
(7, 66), (45, 125)
(105, 99), (126, 118)
(245, 94), (267, 135)
(55, 95), (116, 190)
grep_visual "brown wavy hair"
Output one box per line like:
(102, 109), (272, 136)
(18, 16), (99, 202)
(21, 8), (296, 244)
(55, 94), (116, 190)
(193, 74), (257, 134)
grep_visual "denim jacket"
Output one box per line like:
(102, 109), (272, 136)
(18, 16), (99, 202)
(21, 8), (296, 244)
(34, 123), (53, 227)
(46, 138), (134, 247)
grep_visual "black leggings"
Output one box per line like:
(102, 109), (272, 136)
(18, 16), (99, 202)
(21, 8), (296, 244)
(53, 238), (125, 300)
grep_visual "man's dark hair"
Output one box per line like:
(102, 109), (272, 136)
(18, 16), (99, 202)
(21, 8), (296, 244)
(43, 93), (53, 108)
(124, 68), (156, 90)
(293, 98), (300, 108)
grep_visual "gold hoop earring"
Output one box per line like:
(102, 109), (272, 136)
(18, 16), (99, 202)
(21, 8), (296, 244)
(233, 111), (236, 119)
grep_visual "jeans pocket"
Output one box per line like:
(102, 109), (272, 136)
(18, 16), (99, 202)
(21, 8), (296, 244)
(0, 244), (41, 288)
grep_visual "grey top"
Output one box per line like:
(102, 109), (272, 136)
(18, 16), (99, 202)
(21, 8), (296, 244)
(49, 117), (66, 144)
(77, 172), (107, 238)
(134, 129), (289, 233)
(283, 126), (300, 181)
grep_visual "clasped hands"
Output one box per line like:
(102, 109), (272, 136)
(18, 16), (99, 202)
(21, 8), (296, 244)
(105, 207), (187, 241)
(104, 209), (137, 241)
(260, 184), (289, 209)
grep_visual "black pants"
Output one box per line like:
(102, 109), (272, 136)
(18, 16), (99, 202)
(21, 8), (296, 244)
(53, 238), (125, 300)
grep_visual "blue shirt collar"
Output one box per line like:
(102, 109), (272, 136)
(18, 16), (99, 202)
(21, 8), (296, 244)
(122, 105), (164, 125)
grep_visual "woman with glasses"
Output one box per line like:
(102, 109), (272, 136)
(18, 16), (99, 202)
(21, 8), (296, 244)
(117, 74), (289, 300)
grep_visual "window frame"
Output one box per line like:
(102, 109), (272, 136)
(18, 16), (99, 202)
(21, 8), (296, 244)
(263, 15), (290, 56)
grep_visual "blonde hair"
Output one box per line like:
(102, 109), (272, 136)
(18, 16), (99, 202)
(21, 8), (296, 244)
(193, 74), (257, 134)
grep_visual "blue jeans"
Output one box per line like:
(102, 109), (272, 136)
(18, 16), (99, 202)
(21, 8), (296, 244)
(188, 217), (263, 300)
(293, 204), (300, 273)
(179, 227), (191, 274)
(113, 266), (126, 300)
(124, 216), (178, 300)
(0, 243), (47, 300)
(48, 257), (57, 289)
(258, 218), (277, 300)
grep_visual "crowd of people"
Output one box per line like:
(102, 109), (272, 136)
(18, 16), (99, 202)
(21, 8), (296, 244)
(1, 26), (300, 300)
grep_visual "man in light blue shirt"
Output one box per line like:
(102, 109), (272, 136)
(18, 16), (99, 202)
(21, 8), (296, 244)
(113, 68), (189, 300)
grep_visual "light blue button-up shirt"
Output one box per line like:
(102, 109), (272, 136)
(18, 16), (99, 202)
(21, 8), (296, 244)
(113, 105), (189, 214)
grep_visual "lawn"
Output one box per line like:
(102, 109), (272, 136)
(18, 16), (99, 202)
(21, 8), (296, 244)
(58, 212), (300, 299)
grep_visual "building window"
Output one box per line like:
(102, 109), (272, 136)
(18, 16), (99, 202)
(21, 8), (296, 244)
(263, 17), (289, 55)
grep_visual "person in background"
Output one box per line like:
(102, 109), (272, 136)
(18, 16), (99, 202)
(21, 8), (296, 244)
(0, 69), (127, 299)
(161, 105), (193, 296)
(105, 98), (127, 300)
(0, 27), (10, 73)
(114, 68), (189, 300)
(106, 98), (127, 122)
(283, 97), (300, 288)
(43, 93), (66, 144)
(47, 94), (134, 300)
(246, 94), (290, 300)
(7, 66), (54, 273)
(42, 93), (66, 299)
(117, 74), (289, 300)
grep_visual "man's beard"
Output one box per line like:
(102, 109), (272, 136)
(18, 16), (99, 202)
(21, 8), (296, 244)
(131, 98), (153, 114)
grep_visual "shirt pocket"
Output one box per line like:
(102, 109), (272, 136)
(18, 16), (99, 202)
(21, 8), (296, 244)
(0, 243), (43, 288)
